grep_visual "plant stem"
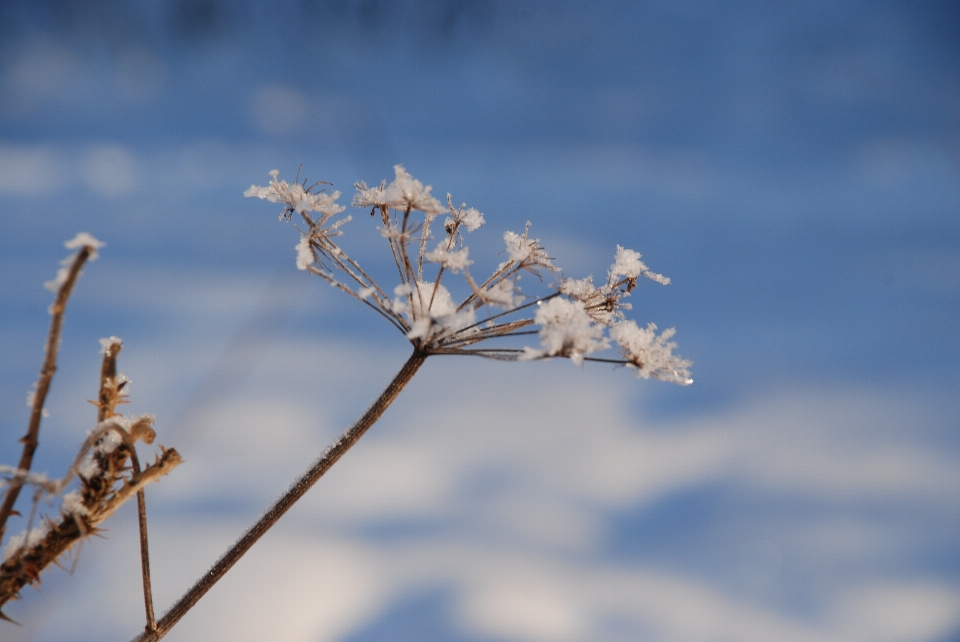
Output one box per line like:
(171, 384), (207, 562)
(0, 246), (92, 544)
(130, 451), (157, 633)
(130, 350), (428, 642)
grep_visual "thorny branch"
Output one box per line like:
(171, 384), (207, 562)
(0, 237), (180, 625)
(0, 244), (94, 543)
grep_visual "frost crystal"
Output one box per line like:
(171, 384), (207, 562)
(445, 199), (485, 232)
(609, 246), (646, 280)
(610, 320), (692, 385)
(78, 458), (100, 480)
(61, 490), (88, 517)
(44, 232), (106, 291)
(410, 281), (456, 318)
(501, 223), (556, 275)
(608, 245), (670, 285)
(479, 278), (522, 309)
(25, 385), (50, 417)
(503, 230), (531, 263)
(353, 165), (444, 216)
(425, 243), (472, 272)
(245, 169), (345, 218)
(526, 298), (608, 365)
(405, 281), (475, 341)
(65, 232), (105, 258)
(99, 336), (122, 354)
(3, 523), (50, 562)
(295, 236), (313, 270)
(95, 427), (123, 454)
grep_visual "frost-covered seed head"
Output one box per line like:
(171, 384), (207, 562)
(248, 166), (690, 384)
(245, 171), (345, 219)
(610, 320), (692, 385)
(353, 165), (444, 216)
(425, 243), (472, 272)
(527, 298), (608, 365)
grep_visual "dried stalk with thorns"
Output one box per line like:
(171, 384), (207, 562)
(0, 235), (180, 629)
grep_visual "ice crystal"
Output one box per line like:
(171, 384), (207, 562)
(353, 165), (444, 216)
(2, 523), (50, 562)
(523, 298), (608, 365)
(244, 169), (344, 219)
(610, 321), (692, 385)
(425, 243), (472, 272)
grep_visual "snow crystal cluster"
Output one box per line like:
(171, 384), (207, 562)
(245, 165), (691, 384)
(43, 233), (105, 294)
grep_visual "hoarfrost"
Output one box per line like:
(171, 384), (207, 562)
(295, 236), (313, 270)
(425, 243), (472, 272)
(98, 336), (122, 354)
(61, 490), (88, 517)
(3, 522), (50, 562)
(610, 320), (692, 385)
(526, 298), (608, 365)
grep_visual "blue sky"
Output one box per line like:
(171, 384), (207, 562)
(1, 2), (958, 641)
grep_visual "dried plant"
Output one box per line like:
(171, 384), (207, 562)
(2, 168), (690, 639)
(246, 165), (691, 379)
(0, 235), (180, 629)
(129, 166), (691, 641)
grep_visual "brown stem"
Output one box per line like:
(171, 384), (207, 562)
(98, 339), (157, 631)
(0, 246), (92, 543)
(130, 350), (428, 642)
(130, 451), (157, 633)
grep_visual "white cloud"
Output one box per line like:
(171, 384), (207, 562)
(84, 145), (138, 197)
(0, 146), (63, 196)
(114, 49), (167, 103)
(2, 41), (86, 110)
(3, 296), (957, 641)
(722, 389), (960, 502)
(252, 85), (310, 135)
(834, 582), (960, 642)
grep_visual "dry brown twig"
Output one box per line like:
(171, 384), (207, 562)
(0, 235), (180, 629)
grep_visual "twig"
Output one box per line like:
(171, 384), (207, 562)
(96, 340), (157, 632)
(130, 349), (428, 642)
(0, 448), (181, 613)
(130, 452), (157, 633)
(0, 246), (93, 544)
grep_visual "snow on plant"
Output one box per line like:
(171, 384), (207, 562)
(245, 164), (691, 383)
(1, 168), (689, 640)
(128, 165), (692, 641)
(0, 236), (180, 627)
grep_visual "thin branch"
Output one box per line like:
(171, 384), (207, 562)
(0, 246), (92, 543)
(0, 447), (181, 614)
(97, 339), (157, 632)
(130, 350), (429, 642)
(450, 292), (558, 337)
(130, 451), (157, 633)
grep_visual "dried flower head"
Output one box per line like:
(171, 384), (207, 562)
(245, 167), (691, 382)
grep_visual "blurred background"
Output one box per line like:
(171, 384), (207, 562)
(1, 1), (958, 641)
